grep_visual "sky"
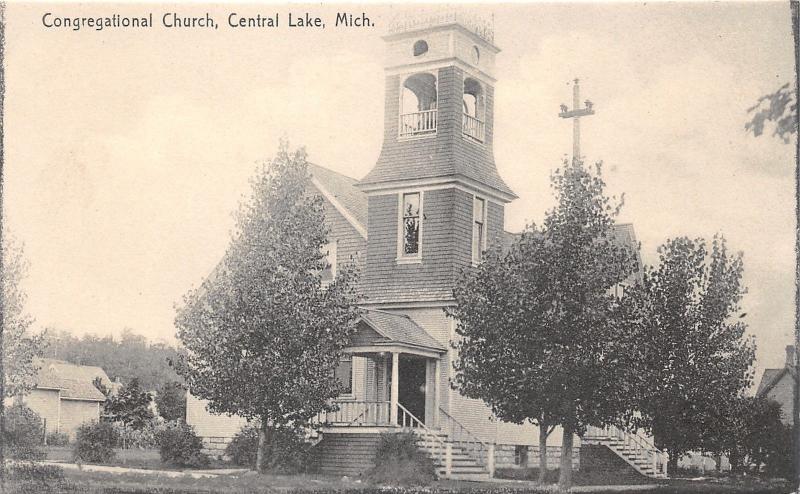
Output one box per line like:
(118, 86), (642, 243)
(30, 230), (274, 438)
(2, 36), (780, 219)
(4, 2), (797, 385)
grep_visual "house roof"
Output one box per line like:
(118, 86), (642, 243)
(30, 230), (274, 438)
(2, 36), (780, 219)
(308, 163), (368, 231)
(357, 309), (446, 353)
(757, 367), (797, 397)
(33, 359), (109, 402)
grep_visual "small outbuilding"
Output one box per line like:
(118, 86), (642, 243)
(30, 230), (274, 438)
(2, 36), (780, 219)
(15, 359), (110, 439)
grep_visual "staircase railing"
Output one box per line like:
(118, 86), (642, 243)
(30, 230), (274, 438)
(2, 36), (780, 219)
(314, 401), (392, 426)
(397, 403), (447, 468)
(585, 425), (669, 477)
(438, 407), (489, 469)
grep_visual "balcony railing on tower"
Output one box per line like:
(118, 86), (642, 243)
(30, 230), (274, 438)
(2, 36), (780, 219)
(462, 113), (485, 142)
(399, 110), (438, 138)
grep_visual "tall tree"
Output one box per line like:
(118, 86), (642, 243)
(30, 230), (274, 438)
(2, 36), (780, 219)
(450, 158), (639, 490)
(627, 236), (755, 471)
(175, 143), (360, 473)
(3, 236), (46, 398)
(43, 329), (185, 391)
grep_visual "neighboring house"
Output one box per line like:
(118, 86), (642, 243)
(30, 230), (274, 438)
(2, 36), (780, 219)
(15, 359), (109, 439)
(187, 13), (664, 480)
(756, 345), (797, 425)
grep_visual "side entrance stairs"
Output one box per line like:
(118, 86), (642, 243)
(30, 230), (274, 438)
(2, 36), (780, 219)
(583, 425), (668, 479)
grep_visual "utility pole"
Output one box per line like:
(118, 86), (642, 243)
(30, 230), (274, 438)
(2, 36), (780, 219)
(559, 78), (596, 162)
(792, 1), (800, 490)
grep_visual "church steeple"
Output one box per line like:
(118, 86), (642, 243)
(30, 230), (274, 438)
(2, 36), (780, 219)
(359, 11), (516, 305)
(358, 11), (516, 202)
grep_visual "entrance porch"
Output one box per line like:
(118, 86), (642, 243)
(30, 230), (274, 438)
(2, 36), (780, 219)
(313, 309), (493, 480)
(319, 309), (446, 429)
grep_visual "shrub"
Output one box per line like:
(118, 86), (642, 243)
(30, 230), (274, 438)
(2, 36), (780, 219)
(74, 421), (119, 463)
(226, 424), (259, 468)
(46, 431), (71, 446)
(114, 420), (164, 449)
(3, 402), (46, 460)
(225, 423), (311, 473)
(367, 431), (436, 485)
(6, 463), (75, 494)
(155, 421), (210, 468)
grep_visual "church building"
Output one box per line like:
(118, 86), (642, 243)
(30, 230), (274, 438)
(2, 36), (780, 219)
(186, 12), (667, 481)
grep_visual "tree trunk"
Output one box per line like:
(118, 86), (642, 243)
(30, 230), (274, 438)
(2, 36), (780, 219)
(538, 423), (549, 484)
(256, 420), (273, 474)
(558, 425), (574, 491)
(667, 451), (679, 476)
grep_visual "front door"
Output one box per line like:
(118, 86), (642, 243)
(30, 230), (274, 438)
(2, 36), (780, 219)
(398, 355), (427, 425)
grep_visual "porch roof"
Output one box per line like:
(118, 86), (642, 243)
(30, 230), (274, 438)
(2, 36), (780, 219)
(346, 309), (446, 356)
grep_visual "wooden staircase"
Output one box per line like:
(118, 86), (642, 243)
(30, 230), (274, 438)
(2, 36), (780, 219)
(583, 425), (669, 479)
(398, 404), (492, 481)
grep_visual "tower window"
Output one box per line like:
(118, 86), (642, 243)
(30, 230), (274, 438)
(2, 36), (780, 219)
(321, 240), (337, 286)
(399, 73), (437, 138)
(401, 192), (421, 258)
(463, 78), (485, 142)
(473, 197), (486, 263)
(413, 40), (429, 57)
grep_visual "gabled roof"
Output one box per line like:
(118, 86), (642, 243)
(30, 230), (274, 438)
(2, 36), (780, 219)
(354, 309), (446, 353)
(33, 359), (108, 402)
(757, 366), (797, 397)
(308, 164), (368, 236)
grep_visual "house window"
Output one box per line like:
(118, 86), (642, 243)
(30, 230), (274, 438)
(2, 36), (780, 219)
(335, 355), (353, 395)
(321, 240), (337, 285)
(514, 445), (529, 467)
(473, 197), (486, 263)
(401, 192), (421, 257)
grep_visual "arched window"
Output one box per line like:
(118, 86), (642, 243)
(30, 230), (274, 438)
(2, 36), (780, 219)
(399, 73), (437, 137)
(413, 40), (429, 57)
(462, 77), (485, 142)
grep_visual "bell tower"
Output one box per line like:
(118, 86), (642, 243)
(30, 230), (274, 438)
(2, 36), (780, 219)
(358, 11), (517, 305)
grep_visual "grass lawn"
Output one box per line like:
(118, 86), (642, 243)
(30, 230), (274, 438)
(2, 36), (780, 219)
(45, 446), (230, 471)
(8, 466), (792, 494)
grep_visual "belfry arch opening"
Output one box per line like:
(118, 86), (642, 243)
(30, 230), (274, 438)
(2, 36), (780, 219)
(462, 77), (485, 142)
(399, 73), (438, 137)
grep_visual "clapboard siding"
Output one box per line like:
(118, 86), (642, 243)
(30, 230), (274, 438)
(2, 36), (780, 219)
(186, 393), (248, 439)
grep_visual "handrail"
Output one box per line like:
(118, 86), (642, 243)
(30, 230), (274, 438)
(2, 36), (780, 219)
(462, 113), (485, 142)
(585, 425), (669, 476)
(315, 400), (392, 427)
(399, 109), (438, 137)
(397, 403), (447, 468)
(439, 407), (488, 468)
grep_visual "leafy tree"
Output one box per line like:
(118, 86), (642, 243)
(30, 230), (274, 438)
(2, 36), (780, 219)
(155, 381), (186, 422)
(450, 158), (638, 489)
(104, 377), (154, 430)
(3, 236), (46, 398)
(626, 236), (755, 472)
(175, 143), (360, 473)
(43, 328), (185, 391)
(745, 83), (797, 142)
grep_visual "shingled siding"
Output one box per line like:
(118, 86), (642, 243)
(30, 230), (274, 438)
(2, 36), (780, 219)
(313, 184), (367, 269)
(363, 189), (466, 303)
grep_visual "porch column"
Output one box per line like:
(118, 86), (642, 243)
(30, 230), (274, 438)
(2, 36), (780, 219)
(390, 351), (400, 425)
(433, 358), (441, 428)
